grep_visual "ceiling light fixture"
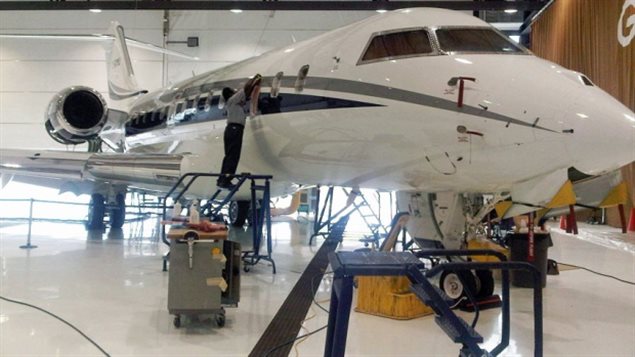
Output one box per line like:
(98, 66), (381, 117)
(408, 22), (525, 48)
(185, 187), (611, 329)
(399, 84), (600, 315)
(376, 9), (387, 13)
(504, 9), (518, 14)
(89, 9), (102, 13)
(230, 9), (243, 14)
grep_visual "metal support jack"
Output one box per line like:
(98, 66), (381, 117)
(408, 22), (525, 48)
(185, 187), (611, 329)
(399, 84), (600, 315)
(242, 177), (276, 273)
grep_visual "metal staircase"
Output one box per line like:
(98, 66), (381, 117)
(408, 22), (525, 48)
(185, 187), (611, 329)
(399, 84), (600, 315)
(310, 186), (391, 248)
(344, 189), (389, 249)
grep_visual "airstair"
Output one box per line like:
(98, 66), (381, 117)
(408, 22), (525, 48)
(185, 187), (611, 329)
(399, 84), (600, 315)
(311, 186), (391, 248)
(343, 189), (389, 249)
(160, 172), (276, 273)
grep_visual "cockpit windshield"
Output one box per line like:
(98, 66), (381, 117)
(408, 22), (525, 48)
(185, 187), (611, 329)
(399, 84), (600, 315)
(436, 28), (523, 54)
(359, 29), (433, 64)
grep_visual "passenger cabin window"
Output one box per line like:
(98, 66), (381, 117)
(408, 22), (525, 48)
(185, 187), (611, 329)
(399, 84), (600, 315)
(435, 28), (523, 53)
(361, 29), (433, 63)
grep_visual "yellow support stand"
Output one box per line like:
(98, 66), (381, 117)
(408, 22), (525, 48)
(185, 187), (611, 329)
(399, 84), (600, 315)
(356, 276), (433, 320)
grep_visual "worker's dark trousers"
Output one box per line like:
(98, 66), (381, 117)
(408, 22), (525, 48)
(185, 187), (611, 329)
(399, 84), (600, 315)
(219, 123), (244, 184)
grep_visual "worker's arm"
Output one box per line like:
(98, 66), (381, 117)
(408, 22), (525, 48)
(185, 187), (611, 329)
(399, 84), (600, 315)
(249, 84), (261, 117)
(226, 89), (245, 107)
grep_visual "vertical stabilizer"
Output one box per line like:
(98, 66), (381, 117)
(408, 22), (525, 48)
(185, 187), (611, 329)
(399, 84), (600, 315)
(106, 21), (145, 100)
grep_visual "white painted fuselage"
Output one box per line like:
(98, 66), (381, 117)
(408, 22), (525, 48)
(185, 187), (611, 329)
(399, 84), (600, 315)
(123, 9), (635, 197)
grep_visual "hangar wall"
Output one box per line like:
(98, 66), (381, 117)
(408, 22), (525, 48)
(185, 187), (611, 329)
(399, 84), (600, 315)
(531, 0), (635, 227)
(0, 10), (372, 150)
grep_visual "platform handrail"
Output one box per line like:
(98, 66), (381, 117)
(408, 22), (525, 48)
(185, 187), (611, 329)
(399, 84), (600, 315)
(422, 259), (542, 357)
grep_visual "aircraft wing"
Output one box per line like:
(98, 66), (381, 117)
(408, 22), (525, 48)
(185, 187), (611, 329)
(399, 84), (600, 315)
(0, 149), (184, 194)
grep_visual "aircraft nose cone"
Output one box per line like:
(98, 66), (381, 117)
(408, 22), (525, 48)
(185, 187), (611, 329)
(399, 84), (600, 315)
(568, 93), (635, 174)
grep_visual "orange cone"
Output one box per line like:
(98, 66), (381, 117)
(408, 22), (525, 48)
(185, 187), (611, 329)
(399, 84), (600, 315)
(628, 207), (635, 232)
(559, 215), (567, 230)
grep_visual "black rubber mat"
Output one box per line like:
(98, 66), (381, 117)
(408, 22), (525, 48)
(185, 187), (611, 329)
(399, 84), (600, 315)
(249, 215), (349, 357)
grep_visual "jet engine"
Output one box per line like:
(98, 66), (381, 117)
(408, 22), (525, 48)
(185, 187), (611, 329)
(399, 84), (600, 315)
(45, 86), (108, 145)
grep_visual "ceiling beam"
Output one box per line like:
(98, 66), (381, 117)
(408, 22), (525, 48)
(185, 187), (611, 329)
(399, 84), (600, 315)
(0, 1), (549, 12)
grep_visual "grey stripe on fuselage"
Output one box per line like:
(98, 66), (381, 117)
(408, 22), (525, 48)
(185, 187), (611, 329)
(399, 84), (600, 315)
(145, 75), (557, 133)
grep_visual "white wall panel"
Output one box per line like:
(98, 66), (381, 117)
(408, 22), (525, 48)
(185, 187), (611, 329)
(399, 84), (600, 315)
(1, 61), (108, 92)
(0, 92), (53, 124)
(169, 11), (272, 31)
(0, 11), (162, 30)
(169, 10), (373, 31)
(0, 123), (87, 150)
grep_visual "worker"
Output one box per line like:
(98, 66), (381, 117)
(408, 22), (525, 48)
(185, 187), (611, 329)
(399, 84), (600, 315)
(217, 74), (262, 188)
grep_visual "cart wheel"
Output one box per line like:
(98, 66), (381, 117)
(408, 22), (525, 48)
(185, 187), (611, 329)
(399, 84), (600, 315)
(244, 265), (250, 273)
(173, 315), (181, 328)
(216, 314), (226, 327)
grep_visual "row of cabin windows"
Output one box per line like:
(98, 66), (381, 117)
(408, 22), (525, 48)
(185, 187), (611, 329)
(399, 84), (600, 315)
(127, 92), (222, 132)
(360, 28), (523, 64)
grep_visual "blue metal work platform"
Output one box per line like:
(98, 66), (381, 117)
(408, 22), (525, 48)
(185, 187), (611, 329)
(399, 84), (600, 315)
(325, 250), (543, 357)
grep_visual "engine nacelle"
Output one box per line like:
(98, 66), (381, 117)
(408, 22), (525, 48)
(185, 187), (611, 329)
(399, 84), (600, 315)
(45, 86), (108, 145)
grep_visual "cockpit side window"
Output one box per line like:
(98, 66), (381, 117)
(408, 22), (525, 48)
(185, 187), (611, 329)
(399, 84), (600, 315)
(435, 28), (523, 54)
(359, 29), (433, 64)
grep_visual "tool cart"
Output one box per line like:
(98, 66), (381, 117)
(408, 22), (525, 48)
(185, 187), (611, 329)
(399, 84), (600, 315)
(167, 226), (241, 328)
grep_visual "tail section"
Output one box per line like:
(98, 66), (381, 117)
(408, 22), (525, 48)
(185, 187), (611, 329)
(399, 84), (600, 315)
(106, 21), (146, 100)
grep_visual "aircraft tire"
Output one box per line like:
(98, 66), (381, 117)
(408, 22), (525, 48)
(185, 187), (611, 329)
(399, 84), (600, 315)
(86, 193), (106, 231)
(475, 269), (495, 298)
(229, 200), (250, 227)
(109, 193), (126, 229)
(440, 270), (477, 304)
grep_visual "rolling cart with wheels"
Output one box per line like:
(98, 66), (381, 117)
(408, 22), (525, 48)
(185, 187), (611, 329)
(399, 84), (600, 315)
(167, 227), (240, 328)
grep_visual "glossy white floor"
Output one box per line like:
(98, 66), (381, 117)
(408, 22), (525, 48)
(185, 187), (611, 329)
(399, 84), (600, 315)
(1, 218), (634, 357)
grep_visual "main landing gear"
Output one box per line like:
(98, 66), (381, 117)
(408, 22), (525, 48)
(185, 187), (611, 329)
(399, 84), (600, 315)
(85, 191), (127, 231)
(440, 269), (495, 304)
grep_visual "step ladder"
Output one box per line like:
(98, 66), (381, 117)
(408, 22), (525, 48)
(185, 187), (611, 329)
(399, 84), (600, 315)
(160, 172), (276, 273)
(199, 175), (251, 220)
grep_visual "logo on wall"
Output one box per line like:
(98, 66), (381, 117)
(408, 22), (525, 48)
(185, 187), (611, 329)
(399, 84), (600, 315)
(618, 0), (635, 47)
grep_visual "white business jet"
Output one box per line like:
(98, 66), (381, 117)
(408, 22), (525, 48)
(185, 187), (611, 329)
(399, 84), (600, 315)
(1, 8), (633, 241)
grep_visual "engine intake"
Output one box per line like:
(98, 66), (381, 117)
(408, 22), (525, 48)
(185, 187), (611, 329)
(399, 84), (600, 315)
(45, 86), (108, 145)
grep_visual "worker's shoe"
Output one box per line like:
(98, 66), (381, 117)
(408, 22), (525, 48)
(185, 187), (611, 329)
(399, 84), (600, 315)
(216, 177), (236, 190)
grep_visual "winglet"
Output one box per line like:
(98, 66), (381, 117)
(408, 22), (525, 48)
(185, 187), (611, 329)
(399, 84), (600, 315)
(106, 21), (146, 101)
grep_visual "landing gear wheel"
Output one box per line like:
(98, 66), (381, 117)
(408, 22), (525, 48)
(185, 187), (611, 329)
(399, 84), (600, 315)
(109, 193), (126, 229)
(229, 201), (250, 227)
(173, 315), (181, 328)
(440, 270), (477, 304)
(474, 269), (495, 298)
(86, 193), (106, 231)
